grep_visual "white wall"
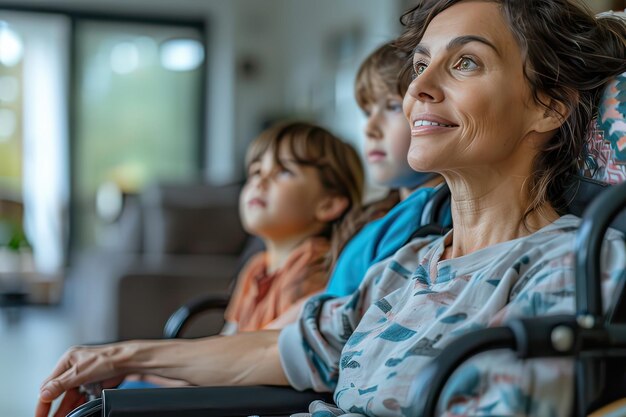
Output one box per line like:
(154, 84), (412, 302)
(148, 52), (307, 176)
(222, 0), (408, 183)
(282, 0), (405, 144)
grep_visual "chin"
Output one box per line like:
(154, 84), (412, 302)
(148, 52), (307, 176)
(408, 157), (436, 173)
(241, 217), (268, 234)
(369, 170), (391, 185)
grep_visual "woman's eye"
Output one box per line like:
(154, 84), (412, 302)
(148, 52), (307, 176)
(455, 57), (478, 71)
(413, 62), (427, 78)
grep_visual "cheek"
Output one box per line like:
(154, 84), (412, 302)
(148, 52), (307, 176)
(455, 90), (505, 154)
(389, 132), (411, 163)
(386, 115), (411, 157)
(238, 194), (253, 230)
(239, 184), (250, 205)
(272, 184), (312, 214)
(239, 184), (250, 211)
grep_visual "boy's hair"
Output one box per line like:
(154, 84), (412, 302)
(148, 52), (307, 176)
(245, 121), (365, 234)
(354, 42), (410, 109)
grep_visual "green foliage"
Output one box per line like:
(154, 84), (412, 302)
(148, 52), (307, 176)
(0, 219), (30, 251)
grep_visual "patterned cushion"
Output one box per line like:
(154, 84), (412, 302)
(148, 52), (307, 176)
(580, 72), (626, 184)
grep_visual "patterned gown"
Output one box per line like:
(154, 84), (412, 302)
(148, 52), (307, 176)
(278, 215), (626, 417)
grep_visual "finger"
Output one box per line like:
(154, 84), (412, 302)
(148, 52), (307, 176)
(40, 357), (95, 402)
(52, 389), (86, 417)
(40, 378), (66, 404)
(40, 364), (87, 404)
(40, 350), (75, 389)
(34, 399), (51, 417)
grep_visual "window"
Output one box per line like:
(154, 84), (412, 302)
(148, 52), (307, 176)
(0, 22), (24, 196)
(73, 20), (205, 247)
(0, 8), (206, 269)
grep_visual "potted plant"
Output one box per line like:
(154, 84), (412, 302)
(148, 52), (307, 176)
(0, 217), (32, 274)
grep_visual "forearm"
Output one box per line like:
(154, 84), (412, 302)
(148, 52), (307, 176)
(37, 330), (288, 417)
(120, 330), (288, 387)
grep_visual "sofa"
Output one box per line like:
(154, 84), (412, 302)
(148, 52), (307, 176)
(69, 181), (250, 343)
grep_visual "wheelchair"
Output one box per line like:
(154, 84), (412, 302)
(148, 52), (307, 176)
(66, 72), (626, 417)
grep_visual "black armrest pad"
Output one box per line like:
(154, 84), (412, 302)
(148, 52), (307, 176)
(102, 386), (335, 417)
(163, 294), (231, 338)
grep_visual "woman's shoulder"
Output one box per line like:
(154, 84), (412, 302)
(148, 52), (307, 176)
(528, 214), (624, 245)
(509, 214), (625, 280)
(497, 214), (621, 263)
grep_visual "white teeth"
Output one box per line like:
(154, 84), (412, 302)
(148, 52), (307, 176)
(413, 120), (453, 127)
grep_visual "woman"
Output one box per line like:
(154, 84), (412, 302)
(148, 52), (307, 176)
(36, 1), (626, 416)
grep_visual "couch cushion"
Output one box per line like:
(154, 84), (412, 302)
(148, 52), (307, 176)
(141, 182), (248, 256)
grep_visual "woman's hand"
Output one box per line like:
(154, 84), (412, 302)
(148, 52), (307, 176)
(34, 344), (133, 417)
(34, 332), (287, 417)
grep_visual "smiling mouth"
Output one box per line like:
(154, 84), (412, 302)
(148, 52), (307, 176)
(413, 120), (455, 128)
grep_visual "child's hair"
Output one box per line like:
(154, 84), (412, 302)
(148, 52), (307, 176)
(245, 121), (365, 243)
(354, 41), (411, 108)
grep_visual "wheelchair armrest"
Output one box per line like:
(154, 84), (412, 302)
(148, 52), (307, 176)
(67, 398), (102, 417)
(101, 386), (335, 417)
(163, 294), (230, 339)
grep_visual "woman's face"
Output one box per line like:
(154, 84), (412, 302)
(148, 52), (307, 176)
(239, 142), (328, 240)
(402, 0), (545, 176)
(362, 92), (425, 188)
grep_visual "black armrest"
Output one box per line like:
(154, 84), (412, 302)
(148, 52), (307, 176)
(101, 386), (334, 417)
(67, 398), (102, 417)
(163, 294), (230, 338)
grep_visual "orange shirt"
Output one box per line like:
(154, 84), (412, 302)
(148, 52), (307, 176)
(224, 237), (330, 333)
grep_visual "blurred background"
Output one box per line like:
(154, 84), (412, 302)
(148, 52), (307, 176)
(0, 0), (623, 415)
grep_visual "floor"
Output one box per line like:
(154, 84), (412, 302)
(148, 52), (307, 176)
(0, 304), (80, 417)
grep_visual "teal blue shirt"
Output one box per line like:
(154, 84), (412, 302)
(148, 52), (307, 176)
(325, 187), (451, 297)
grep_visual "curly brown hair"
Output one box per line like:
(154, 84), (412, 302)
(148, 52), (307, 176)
(394, 0), (626, 219)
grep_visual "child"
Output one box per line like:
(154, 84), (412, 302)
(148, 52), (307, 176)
(221, 121), (364, 333)
(325, 41), (450, 297)
(118, 121), (363, 388)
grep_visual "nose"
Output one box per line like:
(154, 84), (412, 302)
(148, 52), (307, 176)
(405, 67), (444, 103)
(364, 110), (383, 141)
(252, 172), (270, 190)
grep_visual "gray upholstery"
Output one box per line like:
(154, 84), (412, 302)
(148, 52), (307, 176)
(71, 182), (248, 342)
(141, 183), (244, 256)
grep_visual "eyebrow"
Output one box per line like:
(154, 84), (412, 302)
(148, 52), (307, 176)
(278, 157), (298, 165)
(276, 157), (304, 168)
(413, 35), (500, 58)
